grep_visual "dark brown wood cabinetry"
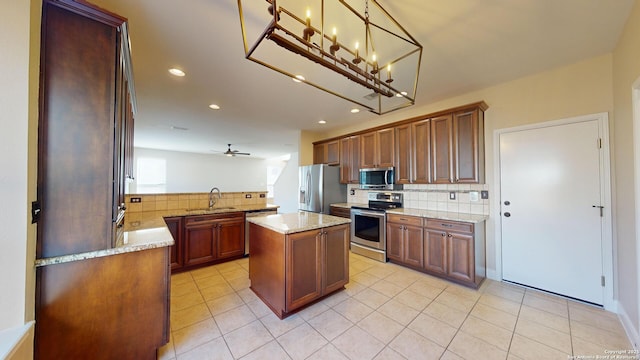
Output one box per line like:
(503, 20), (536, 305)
(35, 1), (168, 358)
(394, 124), (413, 184)
(165, 216), (184, 270)
(430, 114), (455, 184)
(250, 223), (349, 318)
(167, 212), (244, 273)
(386, 214), (485, 288)
(287, 224), (349, 312)
(339, 135), (361, 183)
(313, 140), (340, 165)
(361, 128), (395, 168)
(37, 0), (136, 258)
(330, 205), (351, 218)
(453, 109), (484, 183)
(386, 214), (424, 268)
(411, 119), (432, 183)
(314, 102), (487, 184)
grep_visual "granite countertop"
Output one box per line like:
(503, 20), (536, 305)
(35, 204), (279, 267)
(247, 211), (351, 234)
(331, 203), (488, 223)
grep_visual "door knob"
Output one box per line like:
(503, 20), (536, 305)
(504, 212), (511, 217)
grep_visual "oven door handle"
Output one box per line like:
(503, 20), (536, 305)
(351, 209), (386, 219)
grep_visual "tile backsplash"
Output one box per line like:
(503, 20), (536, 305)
(125, 192), (268, 213)
(347, 184), (490, 215)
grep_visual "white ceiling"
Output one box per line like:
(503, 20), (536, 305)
(87, 0), (634, 159)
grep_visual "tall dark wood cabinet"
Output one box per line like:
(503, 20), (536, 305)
(35, 1), (168, 359)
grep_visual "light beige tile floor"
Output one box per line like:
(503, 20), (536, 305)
(159, 253), (634, 360)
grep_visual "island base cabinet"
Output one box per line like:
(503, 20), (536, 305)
(250, 223), (349, 318)
(35, 248), (170, 360)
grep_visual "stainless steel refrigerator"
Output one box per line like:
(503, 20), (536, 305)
(299, 164), (347, 214)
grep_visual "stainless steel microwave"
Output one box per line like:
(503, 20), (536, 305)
(359, 167), (396, 189)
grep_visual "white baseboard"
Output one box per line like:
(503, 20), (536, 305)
(617, 301), (640, 353)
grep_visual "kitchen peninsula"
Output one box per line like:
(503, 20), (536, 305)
(248, 212), (350, 318)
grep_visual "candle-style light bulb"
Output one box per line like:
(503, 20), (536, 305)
(329, 27), (339, 55)
(386, 64), (393, 83)
(353, 41), (361, 64)
(303, 8), (314, 41)
(371, 53), (379, 75)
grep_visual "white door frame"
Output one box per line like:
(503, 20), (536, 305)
(632, 76), (640, 332)
(492, 112), (614, 310)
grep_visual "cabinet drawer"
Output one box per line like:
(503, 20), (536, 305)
(425, 219), (473, 234)
(387, 214), (423, 227)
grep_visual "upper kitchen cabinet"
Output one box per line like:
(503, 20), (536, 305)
(313, 140), (340, 165)
(453, 108), (485, 183)
(394, 124), (412, 184)
(37, 0), (137, 258)
(430, 114), (454, 184)
(339, 135), (360, 184)
(411, 119), (431, 183)
(361, 128), (394, 168)
(431, 103), (487, 184)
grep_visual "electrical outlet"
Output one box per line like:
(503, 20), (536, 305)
(469, 191), (479, 202)
(449, 192), (456, 200)
(245, 194), (252, 199)
(130, 197), (141, 203)
(350, 189), (355, 196)
(481, 190), (489, 199)
(259, 193), (265, 198)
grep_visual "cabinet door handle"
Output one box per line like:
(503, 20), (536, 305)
(441, 232), (446, 236)
(447, 234), (452, 237)
(441, 223), (453, 227)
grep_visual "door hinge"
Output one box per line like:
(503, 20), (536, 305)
(597, 138), (602, 149)
(601, 276), (605, 287)
(31, 201), (41, 224)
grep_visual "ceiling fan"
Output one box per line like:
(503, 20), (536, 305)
(223, 144), (250, 157)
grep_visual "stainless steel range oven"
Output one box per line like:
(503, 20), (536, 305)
(350, 192), (403, 262)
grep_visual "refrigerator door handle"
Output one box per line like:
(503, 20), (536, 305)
(306, 171), (312, 205)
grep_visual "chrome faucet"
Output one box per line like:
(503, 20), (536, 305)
(209, 187), (221, 208)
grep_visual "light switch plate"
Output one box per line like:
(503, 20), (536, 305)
(449, 192), (456, 200)
(481, 190), (489, 199)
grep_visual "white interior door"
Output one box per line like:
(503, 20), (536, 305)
(500, 120), (604, 305)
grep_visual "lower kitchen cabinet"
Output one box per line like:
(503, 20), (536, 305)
(249, 222), (349, 318)
(287, 224), (349, 312)
(164, 216), (183, 270)
(386, 214), (424, 268)
(35, 247), (170, 359)
(166, 212), (245, 273)
(387, 214), (485, 288)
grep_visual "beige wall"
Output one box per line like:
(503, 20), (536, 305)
(613, 0), (640, 344)
(311, 53), (615, 280)
(0, 0), (39, 334)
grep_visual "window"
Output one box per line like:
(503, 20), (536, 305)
(136, 158), (166, 193)
(266, 165), (284, 199)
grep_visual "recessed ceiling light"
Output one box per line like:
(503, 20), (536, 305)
(168, 68), (185, 77)
(209, 104), (220, 110)
(350, 108), (360, 113)
(292, 75), (305, 83)
(318, 120), (326, 124)
(170, 125), (188, 131)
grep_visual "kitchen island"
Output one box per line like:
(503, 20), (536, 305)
(248, 212), (350, 318)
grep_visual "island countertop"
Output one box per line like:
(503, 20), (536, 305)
(247, 211), (351, 234)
